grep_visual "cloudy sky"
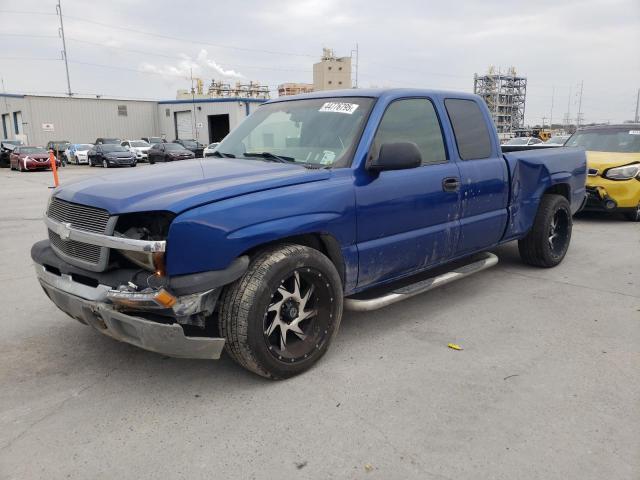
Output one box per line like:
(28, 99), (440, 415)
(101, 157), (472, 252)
(1, 0), (639, 125)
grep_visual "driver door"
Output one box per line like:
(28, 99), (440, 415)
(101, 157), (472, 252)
(355, 98), (462, 288)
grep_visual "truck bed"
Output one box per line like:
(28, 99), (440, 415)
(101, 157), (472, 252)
(501, 146), (587, 241)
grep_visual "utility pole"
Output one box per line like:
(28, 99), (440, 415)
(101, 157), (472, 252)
(549, 86), (554, 130)
(565, 86), (572, 128)
(55, 0), (72, 96)
(635, 88), (639, 123)
(350, 43), (359, 88)
(576, 80), (584, 128)
(190, 68), (197, 141)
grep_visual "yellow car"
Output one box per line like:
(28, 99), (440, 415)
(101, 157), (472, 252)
(565, 124), (640, 221)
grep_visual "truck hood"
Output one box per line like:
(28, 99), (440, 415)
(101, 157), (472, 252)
(53, 158), (331, 214)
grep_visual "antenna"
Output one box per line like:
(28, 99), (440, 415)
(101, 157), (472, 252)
(56, 0), (72, 96)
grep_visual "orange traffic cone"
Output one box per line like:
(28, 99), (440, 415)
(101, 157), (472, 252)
(49, 150), (60, 187)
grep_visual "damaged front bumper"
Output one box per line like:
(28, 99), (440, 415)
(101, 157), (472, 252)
(32, 240), (249, 360)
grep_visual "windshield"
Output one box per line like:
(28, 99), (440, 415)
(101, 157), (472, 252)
(102, 145), (126, 152)
(130, 141), (150, 147)
(102, 138), (120, 144)
(164, 143), (185, 151)
(565, 128), (640, 153)
(76, 144), (93, 150)
(545, 136), (567, 145)
(148, 137), (162, 143)
(21, 147), (48, 154)
(3, 140), (23, 145)
(505, 138), (529, 145)
(180, 140), (199, 148)
(216, 97), (375, 167)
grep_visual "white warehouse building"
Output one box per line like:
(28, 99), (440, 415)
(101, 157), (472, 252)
(0, 93), (266, 147)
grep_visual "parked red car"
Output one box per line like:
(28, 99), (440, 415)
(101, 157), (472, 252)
(10, 146), (59, 171)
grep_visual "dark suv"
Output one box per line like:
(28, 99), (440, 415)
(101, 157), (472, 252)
(46, 140), (70, 164)
(94, 138), (121, 145)
(174, 139), (204, 158)
(147, 142), (195, 163)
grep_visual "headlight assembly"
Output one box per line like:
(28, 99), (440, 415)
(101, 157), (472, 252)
(114, 212), (174, 275)
(603, 163), (640, 180)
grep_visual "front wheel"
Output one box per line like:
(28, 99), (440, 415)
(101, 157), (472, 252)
(624, 204), (640, 222)
(219, 244), (343, 379)
(102, 159), (109, 168)
(518, 194), (572, 267)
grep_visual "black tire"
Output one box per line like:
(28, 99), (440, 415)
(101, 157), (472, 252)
(102, 159), (109, 168)
(219, 244), (343, 379)
(518, 194), (572, 268)
(623, 204), (640, 222)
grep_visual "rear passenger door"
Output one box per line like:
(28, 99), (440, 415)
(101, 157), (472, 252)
(355, 98), (462, 289)
(444, 98), (509, 255)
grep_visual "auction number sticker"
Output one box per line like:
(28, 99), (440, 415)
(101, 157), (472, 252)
(629, 130), (640, 135)
(319, 102), (359, 114)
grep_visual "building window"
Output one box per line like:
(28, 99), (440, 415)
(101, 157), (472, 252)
(1, 114), (8, 138)
(165, 108), (170, 117)
(13, 111), (21, 134)
(328, 81), (332, 85)
(117, 105), (128, 116)
(328, 66), (332, 70)
(339, 81), (342, 85)
(338, 67), (342, 71)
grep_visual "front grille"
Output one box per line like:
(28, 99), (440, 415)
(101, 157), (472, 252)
(49, 230), (102, 264)
(47, 198), (110, 233)
(46, 197), (115, 271)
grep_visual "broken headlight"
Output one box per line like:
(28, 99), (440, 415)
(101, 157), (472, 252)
(114, 212), (174, 275)
(603, 163), (640, 180)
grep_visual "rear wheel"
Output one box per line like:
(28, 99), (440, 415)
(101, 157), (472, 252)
(624, 204), (640, 222)
(518, 194), (572, 267)
(219, 244), (343, 379)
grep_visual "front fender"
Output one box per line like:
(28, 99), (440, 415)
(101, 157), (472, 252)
(164, 173), (357, 282)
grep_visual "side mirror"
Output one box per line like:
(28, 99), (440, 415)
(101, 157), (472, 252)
(367, 142), (422, 172)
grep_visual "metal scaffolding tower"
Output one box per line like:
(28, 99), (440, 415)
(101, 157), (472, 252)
(473, 67), (527, 134)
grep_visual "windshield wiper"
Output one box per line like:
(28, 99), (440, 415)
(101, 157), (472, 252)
(243, 152), (296, 163)
(210, 151), (236, 158)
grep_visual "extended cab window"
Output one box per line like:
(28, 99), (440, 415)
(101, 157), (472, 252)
(445, 99), (492, 160)
(373, 99), (446, 165)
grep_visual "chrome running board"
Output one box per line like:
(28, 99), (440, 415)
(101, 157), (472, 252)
(344, 252), (499, 312)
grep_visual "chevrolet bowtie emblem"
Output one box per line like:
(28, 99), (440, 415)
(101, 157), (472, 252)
(60, 222), (72, 241)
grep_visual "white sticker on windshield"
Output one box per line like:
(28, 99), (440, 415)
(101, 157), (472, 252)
(319, 102), (359, 114)
(629, 130), (640, 135)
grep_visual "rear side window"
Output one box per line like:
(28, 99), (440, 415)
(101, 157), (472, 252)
(445, 99), (493, 160)
(373, 98), (447, 165)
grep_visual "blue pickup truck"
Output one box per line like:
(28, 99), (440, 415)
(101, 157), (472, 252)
(32, 89), (586, 379)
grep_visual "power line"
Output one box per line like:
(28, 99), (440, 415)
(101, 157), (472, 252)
(0, 9), (57, 16)
(0, 33), (58, 39)
(65, 37), (312, 73)
(62, 14), (317, 58)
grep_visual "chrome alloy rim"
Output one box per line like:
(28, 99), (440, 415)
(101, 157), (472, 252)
(263, 269), (333, 363)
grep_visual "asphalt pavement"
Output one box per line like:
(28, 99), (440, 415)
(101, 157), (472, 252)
(1, 165), (638, 480)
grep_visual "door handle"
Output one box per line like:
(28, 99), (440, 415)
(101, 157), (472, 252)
(442, 177), (460, 192)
